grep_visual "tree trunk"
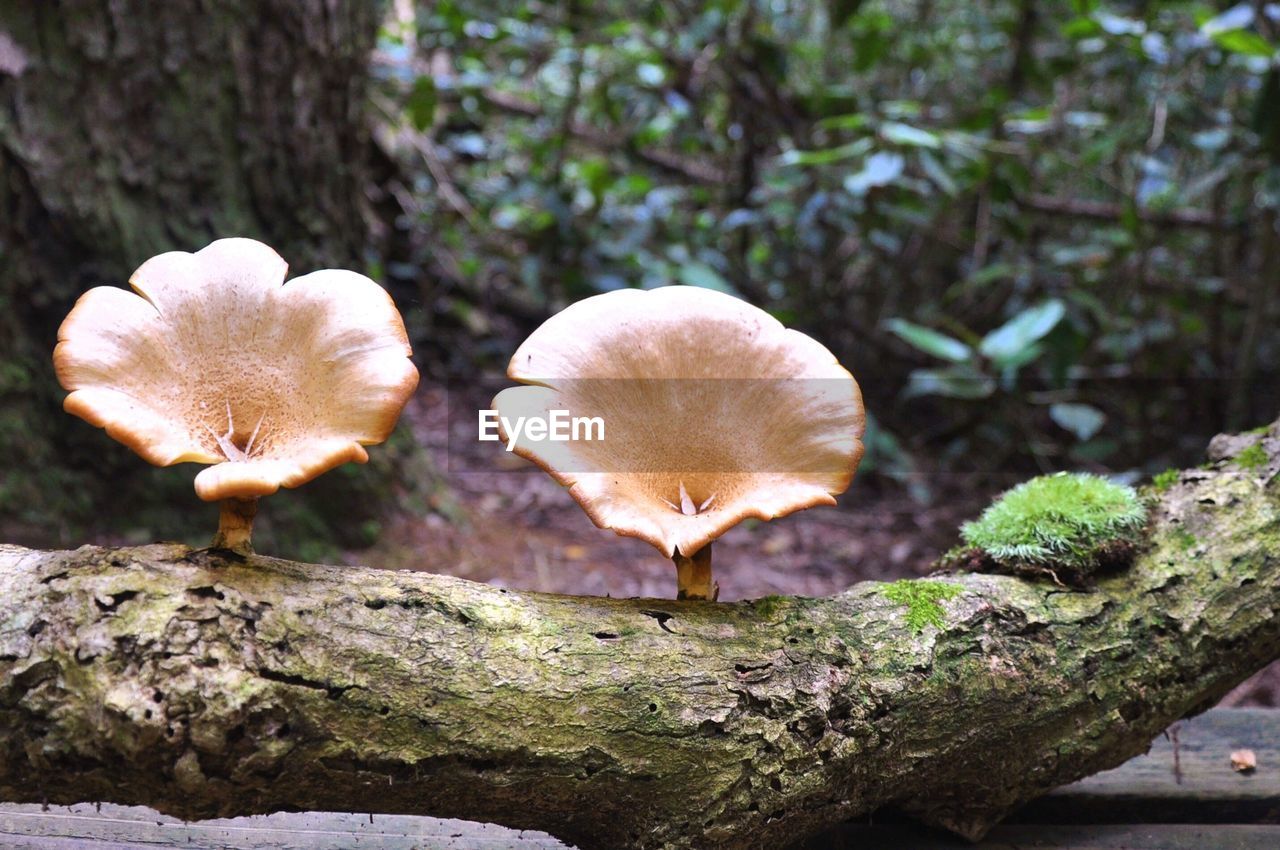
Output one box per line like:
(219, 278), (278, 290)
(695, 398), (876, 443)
(0, 1), (398, 549)
(1, 421), (1278, 850)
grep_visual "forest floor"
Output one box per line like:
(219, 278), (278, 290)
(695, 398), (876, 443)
(366, 380), (1279, 706)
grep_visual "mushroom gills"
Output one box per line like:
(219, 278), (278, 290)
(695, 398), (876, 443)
(206, 401), (265, 552)
(662, 481), (716, 516)
(206, 400), (265, 462)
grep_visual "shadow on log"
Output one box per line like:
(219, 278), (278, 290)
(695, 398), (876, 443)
(1, 419), (1278, 850)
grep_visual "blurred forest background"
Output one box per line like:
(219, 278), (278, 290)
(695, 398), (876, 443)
(1, 0), (1278, 629)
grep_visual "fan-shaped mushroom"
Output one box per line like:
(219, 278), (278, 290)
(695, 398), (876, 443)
(493, 285), (864, 600)
(54, 237), (419, 552)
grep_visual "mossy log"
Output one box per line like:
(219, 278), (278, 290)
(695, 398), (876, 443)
(2, 422), (1279, 850)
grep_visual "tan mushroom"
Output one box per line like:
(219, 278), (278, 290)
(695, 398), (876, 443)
(54, 237), (419, 552)
(493, 285), (864, 600)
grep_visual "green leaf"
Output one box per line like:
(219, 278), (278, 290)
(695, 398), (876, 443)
(830, 0), (867, 29)
(615, 174), (654, 197)
(1200, 6), (1257, 36)
(1191, 128), (1231, 151)
(815, 113), (869, 132)
(979, 300), (1066, 366)
(918, 150), (958, 195)
(677, 262), (733, 293)
(967, 262), (1016, 287)
(1211, 29), (1275, 58)
(1049, 403), (1107, 441)
(407, 77), (437, 131)
(1095, 12), (1144, 36)
(844, 151), (904, 195)
(577, 158), (612, 197)
(905, 366), (995, 399)
(779, 139), (873, 167)
(995, 342), (1045, 374)
(1006, 106), (1054, 135)
(880, 122), (941, 148)
(885, 319), (972, 362)
(1062, 16), (1102, 39)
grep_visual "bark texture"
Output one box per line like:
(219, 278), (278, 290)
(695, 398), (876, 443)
(0, 1), (393, 544)
(1, 422), (1279, 850)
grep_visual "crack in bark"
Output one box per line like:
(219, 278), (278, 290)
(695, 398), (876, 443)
(256, 667), (360, 701)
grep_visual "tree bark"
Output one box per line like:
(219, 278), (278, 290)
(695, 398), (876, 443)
(0, 1), (394, 546)
(1, 420), (1279, 850)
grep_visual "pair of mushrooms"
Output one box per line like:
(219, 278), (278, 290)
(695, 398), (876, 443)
(55, 239), (865, 600)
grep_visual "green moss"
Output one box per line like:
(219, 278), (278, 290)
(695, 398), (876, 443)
(1235, 443), (1267, 471)
(881, 580), (963, 633)
(961, 472), (1146, 573)
(1246, 425), (1271, 436)
(1151, 469), (1180, 493)
(753, 595), (787, 619)
(1171, 528), (1198, 552)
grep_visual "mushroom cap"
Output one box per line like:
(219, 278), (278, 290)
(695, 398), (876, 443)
(54, 237), (419, 501)
(492, 285), (864, 558)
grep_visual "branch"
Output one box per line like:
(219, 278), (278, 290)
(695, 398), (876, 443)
(1, 421), (1278, 850)
(1019, 193), (1247, 231)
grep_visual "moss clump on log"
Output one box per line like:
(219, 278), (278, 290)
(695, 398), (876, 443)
(1235, 443), (1267, 470)
(941, 472), (1147, 586)
(1151, 469), (1180, 492)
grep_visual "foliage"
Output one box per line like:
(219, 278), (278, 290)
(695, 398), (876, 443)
(881, 579), (963, 633)
(960, 472), (1146, 570)
(372, 0), (1279, 491)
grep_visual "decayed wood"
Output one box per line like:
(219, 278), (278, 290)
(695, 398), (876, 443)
(3, 707), (1277, 849)
(1, 421), (1278, 850)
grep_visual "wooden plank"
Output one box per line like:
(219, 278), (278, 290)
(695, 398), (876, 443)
(1017, 707), (1280, 824)
(805, 824), (1280, 849)
(0, 803), (573, 849)
(7, 810), (1280, 850)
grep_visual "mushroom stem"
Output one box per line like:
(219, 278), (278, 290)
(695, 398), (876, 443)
(213, 497), (258, 552)
(674, 545), (718, 601)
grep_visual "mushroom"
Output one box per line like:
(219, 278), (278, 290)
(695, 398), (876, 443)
(54, 237), (419, 552)
(492, 285), (864, 600)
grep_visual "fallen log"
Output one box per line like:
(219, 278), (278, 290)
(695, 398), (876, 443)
(1, 420), (1278, 850)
